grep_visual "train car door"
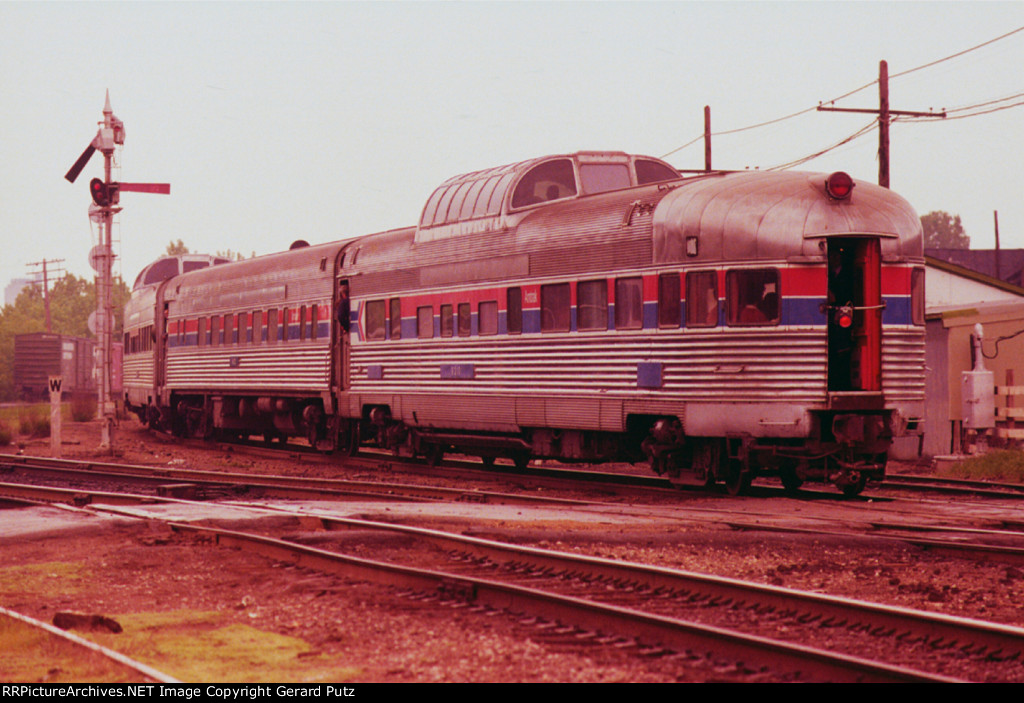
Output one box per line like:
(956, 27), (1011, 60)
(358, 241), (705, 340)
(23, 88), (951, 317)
(827, 238), (882, 393)
(335, 278), (351, 391)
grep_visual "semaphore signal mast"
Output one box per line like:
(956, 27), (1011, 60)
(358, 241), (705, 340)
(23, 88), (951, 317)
(64, 91), (170, 451)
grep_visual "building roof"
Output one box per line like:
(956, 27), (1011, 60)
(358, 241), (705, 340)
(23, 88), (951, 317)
(926, 248), (1024, 286)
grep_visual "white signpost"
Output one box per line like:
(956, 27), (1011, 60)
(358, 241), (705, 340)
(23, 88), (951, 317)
(49, 376), (62, 458)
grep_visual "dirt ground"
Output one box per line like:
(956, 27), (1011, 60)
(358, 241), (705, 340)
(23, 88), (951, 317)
(2, 419), (1023, 682)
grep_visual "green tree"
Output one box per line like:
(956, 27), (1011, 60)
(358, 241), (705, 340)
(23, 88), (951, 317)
(0, 273), (129, 400)
(166, 239), (190, 255)
(216, 249), (252, 261)
(921, 211), (970, 249)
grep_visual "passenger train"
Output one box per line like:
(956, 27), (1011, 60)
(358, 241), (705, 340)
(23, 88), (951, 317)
(122, 151), (925, 495)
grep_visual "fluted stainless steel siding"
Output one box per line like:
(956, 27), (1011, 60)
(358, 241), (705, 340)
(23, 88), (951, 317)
(881, 328), (927, 401)
(166, 343), (331, 394)
(124, 352), (155, 404)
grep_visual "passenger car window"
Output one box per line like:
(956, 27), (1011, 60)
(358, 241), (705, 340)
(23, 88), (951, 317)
(726, 269), (780, 326)
(479, 301), (498, 335)
(267, 308), (279, 343)
(389, 299), (402, 340)
(365, 301), (386, 340)
(541, 283), (571, 332)
(143, 258), (181, 286)
(658, 273), (681, 328)
(440, 304), (454, 337)
(512, 160), (577, 208)
(417, 306), (434, 339)
(507, 288), (522, 335)
(579, 164), (630, 195)
(686, 272), (718, 328)
(577, 279), (608, 331)
(615, 278), (643, 330)
(636, 159), (679, 185)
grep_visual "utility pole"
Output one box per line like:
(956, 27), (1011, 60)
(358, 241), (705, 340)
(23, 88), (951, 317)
(26, 258), (65, 333)
(64, 91), (170, 452)
(994, 210), (1001, 281)
(704, 105), (712, 172)
(817, 60), (946, 188)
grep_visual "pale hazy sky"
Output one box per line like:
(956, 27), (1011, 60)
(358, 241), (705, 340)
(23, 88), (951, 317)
(2, 1), (1023, 294)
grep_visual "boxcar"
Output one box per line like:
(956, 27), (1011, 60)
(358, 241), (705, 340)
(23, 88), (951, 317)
(14, 333), (96, 400)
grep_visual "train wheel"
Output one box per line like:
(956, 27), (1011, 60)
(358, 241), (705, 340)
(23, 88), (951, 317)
(426, 444), (444, 466)
(724, 460), (752, 496)
(512, 452), (531, 472)
(337, 421), (359, 457)
(840, 473), (867, 497)
(689, 440), (721, 489)
(780, 467), (803, 494)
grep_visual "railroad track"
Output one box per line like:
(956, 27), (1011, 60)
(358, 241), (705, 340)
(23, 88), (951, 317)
(0, 606), (179, 683)
(158, 427), (1024, 503)
(5, 479), (1023, 681)
(6, 454), (1024, 565)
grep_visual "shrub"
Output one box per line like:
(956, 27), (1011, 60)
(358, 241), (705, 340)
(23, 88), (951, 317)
(942, 449), (1024, 483)
(0, 420), (11, 445)
(71, 393), (97, 422)
(18, 409), (50, 438)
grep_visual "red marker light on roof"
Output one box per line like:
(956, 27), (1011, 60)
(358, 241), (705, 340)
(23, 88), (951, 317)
(825, 171), (855, 200)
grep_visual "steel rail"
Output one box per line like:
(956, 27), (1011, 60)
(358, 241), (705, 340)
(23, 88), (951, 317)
(8, 456), (1024, 566)
(726, 520), (1024, 565)
(0, 606), (180, 683)
(883, 474), (1024, 499)
(161, 520), (962, 683)
(0, 454), (589, 506)
(235, 506), (1024, 663)
(3, 481), (1007, 680)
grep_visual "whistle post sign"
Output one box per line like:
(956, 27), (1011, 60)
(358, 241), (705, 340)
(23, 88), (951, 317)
(49, 376), (62, 457)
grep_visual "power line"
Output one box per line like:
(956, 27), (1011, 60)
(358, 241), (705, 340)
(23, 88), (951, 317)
(661, 25), (1024, 163)
(890, 25), (1024, 79)
(897, 90), (1024, 121)
(765, 120), (877, 172)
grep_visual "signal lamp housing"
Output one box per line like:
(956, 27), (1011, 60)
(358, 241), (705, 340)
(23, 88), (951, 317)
(835, 305), (854, 328)
(89, 178), (110, 207)
(825, 171), (855, 200)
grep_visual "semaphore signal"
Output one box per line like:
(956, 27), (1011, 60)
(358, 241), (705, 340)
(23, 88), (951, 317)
(64, 90), (170, 451)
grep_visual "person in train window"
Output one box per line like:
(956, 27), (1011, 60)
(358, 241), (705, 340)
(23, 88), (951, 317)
(337, 281), (350, 333)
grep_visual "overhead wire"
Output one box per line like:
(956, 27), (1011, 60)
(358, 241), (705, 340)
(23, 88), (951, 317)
(764, 120), (877, 171)
(661, 25), (1024, 166)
